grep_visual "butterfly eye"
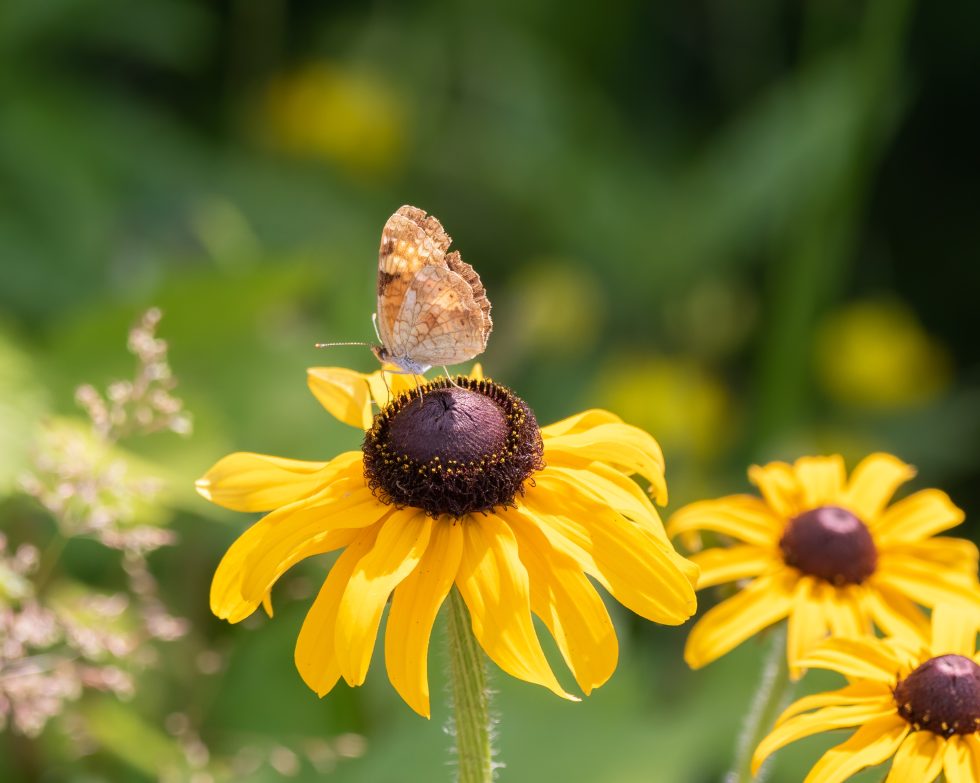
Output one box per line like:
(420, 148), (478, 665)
(362, 377), (543, 517)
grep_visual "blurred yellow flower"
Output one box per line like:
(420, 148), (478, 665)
(668, 454), (980, 675)
(815, 299), (952, 410)
(753, 606), (980, 783)
(261, 63), (406, 176)
(594, 356), (731, 462)
(197, 366), (697, 717)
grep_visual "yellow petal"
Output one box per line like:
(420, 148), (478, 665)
(365, 369), (425, 409)
(469, 363), (484, 381)
(294, 523), (382, 696)
(886, 537), (979, 572)
(307, 367), (374, 429)
(787, 577), (828, 677)
(540, 409), (623, 439)
(753, 709), (904, 776)
(931, 604), (980, 656)
(688, 545), (774, 590)
(820, 584), (869, 640)
(776, 682), (894, 725)
(748, 461), (802, 518)
(510, 513), (618, 695)
(883, 731), (943, 783)
(239, 480), (389, 603)
(684, 571), (794, 669)
(543, 422), (668, 504)
(334, 509), (433, 686)
(385, 519), (463, 718)
(196, 450), (356, 512)
(455, 515), (575, 700)
(667, 495), (783, 547)
(840, 453), (916, 523)
(794, 455), (846, 508)
(801, 716), (908, 783)
(872, 489), (965, 545)
(872, 557), (980, 612)
(522, 482), (698, 624)
(542, 464), (669, 544)
(796, 637), (904, 683)
(943, 735), (980, 783)
(864, 585), (931, 645)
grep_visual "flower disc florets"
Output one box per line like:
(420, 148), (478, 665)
(362, 377), (544, 517)
(779, 505), (878, 586)
(894, 654), (980, 737)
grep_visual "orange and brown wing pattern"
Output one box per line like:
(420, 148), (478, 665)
(376, 205), (492, 366)
(376, 205), (451, 353)
(390, 265), (490, 365)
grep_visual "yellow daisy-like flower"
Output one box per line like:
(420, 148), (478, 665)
(752, 606), (980, 783)
(667, 454), (980, 673)
(197, 366), (698, 717)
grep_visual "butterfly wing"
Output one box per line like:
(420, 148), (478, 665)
(390, 263), (491, 366)
(376, 205), (451, 356)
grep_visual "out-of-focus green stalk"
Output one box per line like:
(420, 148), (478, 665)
(750, 0), (917, 454)
(725, 624), (791, 783)
(447, 588), (494, 783)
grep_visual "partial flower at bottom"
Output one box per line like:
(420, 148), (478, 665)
(752, 606), (980, 783)
(667, 454), (980, 674)
(196, 366), (698, 717)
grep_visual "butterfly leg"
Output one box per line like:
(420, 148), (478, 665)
(442, 366), (463, 389)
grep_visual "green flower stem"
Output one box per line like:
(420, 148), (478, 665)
(447, 587), (494, 783)
(726, 624), (792, 783)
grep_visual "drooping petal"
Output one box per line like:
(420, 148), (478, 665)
(667, 495), (784, 547)
(748, 461), (802, 518)
(522, 482), (697, 624)
(787, 577), (828, 676)
(196, 450), (358, 511)
(776, 682), (894, 725)
(385, 519), (463, 718)
(334, 509), (433, 686)
(796, 637), (904, 683)
(540, 409), (623, 439)
(542, 422), (668, 504)
(872, 556), (980, 612)
(307, 367), (374, 429)
(295, 523), (382, 696)
(753, 710), (904, 776)
(509, 511), (618, 695)
(455, 515), (575, 700)
(872, 489), (965, 545)
(883, 731), (943, 783)
(840, 453), (916, 523)
(688, 545), (774, 590)
(931, 604), (980, 656)
(944, 736), (980, 783)
(864, 585), (931, 645)
(684, 571), (796, 669)
(542, 464), (669, 544)
(794, 455), (846, 509)
(239, 478), (390, 604)
(820, 584), (869, 639)
(801, 716), (909, 783)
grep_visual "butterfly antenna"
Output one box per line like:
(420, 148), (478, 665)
(314, 341), (372, 349)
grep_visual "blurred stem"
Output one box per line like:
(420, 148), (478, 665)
(447, 587), (494, 783)
(750, 0), (916, 453)
(725, 624), (791, 783)
(33, 534), (67, 592)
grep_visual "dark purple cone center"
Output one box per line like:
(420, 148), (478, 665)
(362, 377), (544, 517)
(779, 505), (877, 585)
(894, 654), (980, 737)
(388, 387), (509, 465)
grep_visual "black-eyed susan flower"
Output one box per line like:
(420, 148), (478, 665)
(752, 606), (980, 783)
(667, 454), (980, 673)
(197, 366), (698, 718)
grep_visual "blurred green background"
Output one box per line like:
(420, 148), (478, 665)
(2, 0), (979, 780)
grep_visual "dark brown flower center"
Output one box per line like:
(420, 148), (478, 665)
(779, 505), (877, 585)
(894, 655), (980, 737)
(362, 377), (544, 517)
